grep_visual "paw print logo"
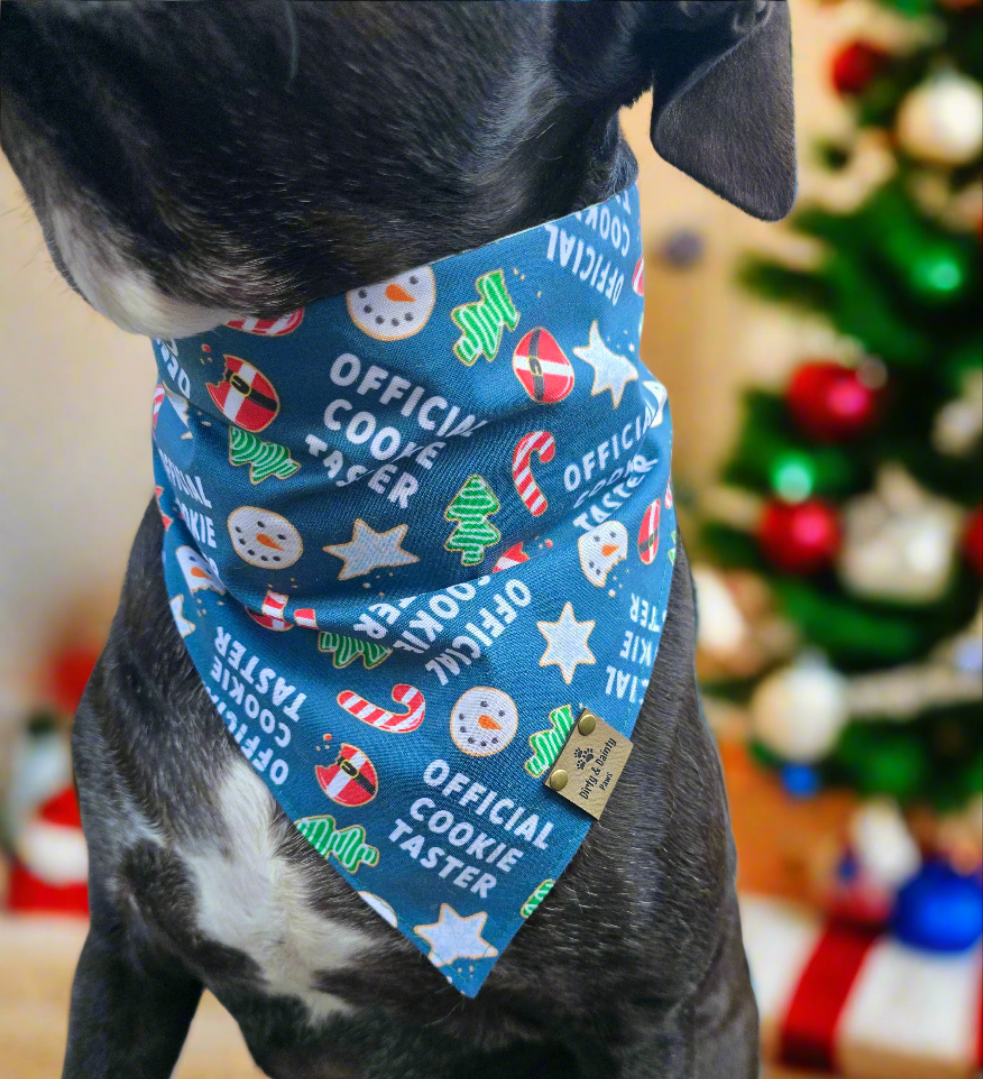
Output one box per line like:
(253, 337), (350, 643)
(574, 747), (595, 772)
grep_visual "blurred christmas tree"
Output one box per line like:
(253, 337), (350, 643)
(701, 0), (983, 815)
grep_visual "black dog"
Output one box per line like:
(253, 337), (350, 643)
(1, 4), (796, 1077)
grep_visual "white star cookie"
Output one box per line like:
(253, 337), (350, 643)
(358, 891), (398, 928)
(323, 519), (419, 581)
(573, 320), (638, 408)
(537, 601), (596, 684)
(642, 379), (668, 427)
(414, 904), (498, 969)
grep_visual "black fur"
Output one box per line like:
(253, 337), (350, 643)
(1, 3), (797, 1076)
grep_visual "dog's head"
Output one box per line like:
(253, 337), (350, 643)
(1, 1), (795, 338)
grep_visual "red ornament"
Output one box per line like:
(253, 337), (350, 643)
(760, 499), (842, 574)
(50, 647), (99, 714)
(831, 42), (891, 96)
(787, 362), (881, 442)
(964, 506), (983, 578)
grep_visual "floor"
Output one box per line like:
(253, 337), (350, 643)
(1, 739), (835, 1078)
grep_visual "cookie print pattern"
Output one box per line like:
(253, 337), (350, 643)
(451, 270), (520, 365)
(450, 687), (519, 758)
(347, 268), (436, 341)
(525, 704), (576, 779)
(512, 431), (555, 516)
(295, 816), (379, 872)
(638, 500), (662, 566)
(226, 309), (304, 336)
(578, 521), (629, 587)
(228, 427), (300, 484)
(151, 182), (676, 1000)
(337, 685), (426, 734)
(228, 507), (303, 569)
(316, 744), (379, 808)
(319, 633), (392, 670)
(206, 356), (279, 432)
(444, 475), (501, 567)
(512, 328), (575, 404)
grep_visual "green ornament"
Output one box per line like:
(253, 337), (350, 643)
(769, 446), (857, 501)
(956, 751), (983, 799)
(771, 452), (817, 503)
(858, 736), (927, 799)
(834, 723), (928, 801)
(908, 243), (969, 303)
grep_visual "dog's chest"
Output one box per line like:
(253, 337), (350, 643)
(180, 759), (375, 1022)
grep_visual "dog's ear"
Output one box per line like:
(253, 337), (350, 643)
(553, 1), (797, 222)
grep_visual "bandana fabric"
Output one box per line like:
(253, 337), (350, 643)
(151, 182), (676, 997)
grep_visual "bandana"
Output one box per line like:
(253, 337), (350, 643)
(151, 182), (676, 997)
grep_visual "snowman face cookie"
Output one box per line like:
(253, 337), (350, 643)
(578, 521), (629, 587)
(227, 507), (303, 569)
(347, 267), (436, 341)
(176, 546), (226, 595)
(451, 687), (519, 758)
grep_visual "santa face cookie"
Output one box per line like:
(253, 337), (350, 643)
(227, 507), (303, 569)
(451, 687), (519, 758)
(347, 267), (436, 341)
(578, 521), (628, 587)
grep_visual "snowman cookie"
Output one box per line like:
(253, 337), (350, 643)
(227, 507), (303, 568)
(347, 266), (436, 341)
(450, 687), (519, 758)
(578, 521), (628, 587)
(176, 546), (226, 595)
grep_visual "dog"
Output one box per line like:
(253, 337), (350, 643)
(1, 3), (796, 1077)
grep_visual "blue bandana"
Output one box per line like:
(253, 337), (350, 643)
(151, 183), (675, 996)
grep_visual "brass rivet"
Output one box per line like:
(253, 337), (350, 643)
(549, 769), (569, 792)
(578, 712), (597, 736)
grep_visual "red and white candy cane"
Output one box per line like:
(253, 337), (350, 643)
(225, 309), (304, 336)
(152, 382), (165, 429)
(337, 684), (425, 734)
(512, 431), (555, 517)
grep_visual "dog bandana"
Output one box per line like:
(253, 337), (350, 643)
(151, 182), (676, 996)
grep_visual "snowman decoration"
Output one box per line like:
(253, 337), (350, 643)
(227, 506), (304, 569)
(450, 687), (519, 757)
(347, 267), (437, 341)
(578, 521), (629, 587)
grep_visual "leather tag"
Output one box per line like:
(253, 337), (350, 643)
(544, 708), (633, 820)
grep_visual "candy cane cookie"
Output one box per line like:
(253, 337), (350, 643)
(337, 684), (425, 733)
(512, 430), (555, 516)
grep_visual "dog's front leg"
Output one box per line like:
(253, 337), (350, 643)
(62, 919), (203, 1079)
(615, 903), (760, 1079)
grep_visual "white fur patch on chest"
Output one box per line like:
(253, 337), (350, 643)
(182, 758), (373, 1023)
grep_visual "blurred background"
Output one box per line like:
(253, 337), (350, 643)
(1, 0), (981, 1076)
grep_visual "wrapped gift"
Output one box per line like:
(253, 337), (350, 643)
(741, 895), (982, 1079)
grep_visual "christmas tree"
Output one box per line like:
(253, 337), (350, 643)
(700, 0), (983, 815)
